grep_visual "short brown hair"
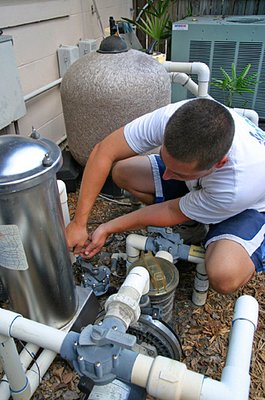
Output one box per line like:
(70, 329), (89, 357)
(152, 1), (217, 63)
(164, 98), (235, 169)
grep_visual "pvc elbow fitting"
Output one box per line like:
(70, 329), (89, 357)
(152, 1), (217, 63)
(126, 234), (147, 264)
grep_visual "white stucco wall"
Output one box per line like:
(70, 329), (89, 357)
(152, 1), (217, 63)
(0, 0), (133, 142)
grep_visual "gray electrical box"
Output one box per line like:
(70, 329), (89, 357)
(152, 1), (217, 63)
(57, 45), (79, 77)
(0, 35), (26, 130)
(79, 39), (97, 57)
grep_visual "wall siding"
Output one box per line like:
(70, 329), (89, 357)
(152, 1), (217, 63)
(2, 0), (263, 142)
(0, 0), (133, 142)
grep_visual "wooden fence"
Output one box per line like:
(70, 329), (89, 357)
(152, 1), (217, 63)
(171, 0), (265, 21)
(133, 0), (265, 51)
(134, 0), (265, 21)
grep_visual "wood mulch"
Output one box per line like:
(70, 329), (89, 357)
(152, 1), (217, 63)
(20, 188), (265, 399)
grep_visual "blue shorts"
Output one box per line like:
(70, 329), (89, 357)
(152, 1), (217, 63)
(204, 209), (265, 273)
(148, 154), (265, 272)
(148, 154), (189, 202)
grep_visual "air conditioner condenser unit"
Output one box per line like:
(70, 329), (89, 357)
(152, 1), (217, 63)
(171, 15), (265, 119)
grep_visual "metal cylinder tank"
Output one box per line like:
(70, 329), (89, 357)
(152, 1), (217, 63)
(0, 135), (77, 328)
(61, 42), (171, 166)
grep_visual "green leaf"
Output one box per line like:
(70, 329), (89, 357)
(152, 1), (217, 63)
(231, 63), (237, 81)
(220, 67), (232, 83)
(210, 62), (261, 107)
(238, 63), (251, 81)
(122, 0), (175, 44)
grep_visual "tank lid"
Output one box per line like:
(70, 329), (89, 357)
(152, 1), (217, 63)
(97, 33), (128, 54)
(130, 252), (179, 296)
(0, 134), (62, 188)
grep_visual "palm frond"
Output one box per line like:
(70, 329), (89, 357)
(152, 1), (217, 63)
(210, 63), (261, 107)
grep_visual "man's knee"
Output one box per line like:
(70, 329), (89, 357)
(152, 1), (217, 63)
(112, 161), (126, 187)
(206, 265), (241, 294)
(112, 156), (155, 198)
(205, 241), (255, 294)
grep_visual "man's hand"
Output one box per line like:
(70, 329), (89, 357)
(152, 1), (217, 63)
(65, 220), (89, 256)
(81, 224), (109, 259)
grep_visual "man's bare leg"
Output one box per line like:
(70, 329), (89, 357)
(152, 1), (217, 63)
(112, 155), (155, 205)
(205, 239), (256, 294)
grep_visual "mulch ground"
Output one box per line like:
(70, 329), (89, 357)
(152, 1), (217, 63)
(13, 187), (265, 399)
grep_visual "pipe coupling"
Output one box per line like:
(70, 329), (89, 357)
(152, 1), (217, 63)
(105, 292), (141, 328)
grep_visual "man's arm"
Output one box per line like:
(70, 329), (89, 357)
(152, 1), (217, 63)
(83, 198), (191, 258)
(65, 127), (137, 254)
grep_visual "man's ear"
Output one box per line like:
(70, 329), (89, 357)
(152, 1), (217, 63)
(215, 156), (229, 169)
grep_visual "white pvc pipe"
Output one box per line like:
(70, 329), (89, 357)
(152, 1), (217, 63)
(191, 62), (210, 97)
(234, 107), (259, 126)
(57, 180), (71, 226)
(0, 309), (66, 399)
(24, 78), (62, 102)
(121, 266), (150, 296)
(219, 295), (258, 399)
(0, 309), (66, 353)
(126, 233), (206, 266)
(19, 344), (40, 372)
(169, 72), (199, 97)
(199, 379), (230, 400)
(187, 245), (205, 264)
(0, 335), (31, 400)
(192, 262), (209, 306)
(0, 347), (57, 400)
(130, 295), (258, 400)
(191, 62), (210, 82)
(131, 354), (204, 400)
(25, 349), (57, 397)
(202, 297), (259, 400)
(105, 266), (150, 328)
(226, 295), (259, 367)
(57, 179), (76, 263)
(0, 376), (10, 399)
(126, 234), (148, 265)
(0, 343), (40, 400)
(169, 72), (190, 86)
(0, 293), (258, 400)
(10, 319), (65, 354)
(188, 254), (205, 263)
(163, 61), (210, 97)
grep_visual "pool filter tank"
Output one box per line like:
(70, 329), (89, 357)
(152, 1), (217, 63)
(0, 134), (77, 328)
(61, 34), (171, 166)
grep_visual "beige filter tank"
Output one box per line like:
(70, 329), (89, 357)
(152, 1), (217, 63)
(61, 35), (171, 166)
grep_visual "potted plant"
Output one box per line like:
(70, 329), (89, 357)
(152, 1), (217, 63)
(211, 63), (260, 108)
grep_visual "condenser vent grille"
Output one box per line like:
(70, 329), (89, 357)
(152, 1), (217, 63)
(233, 42), (263, 108)
(256, 54), (265, 116)
(187, 40), (264, 109)
(189, 41), (211, 63)
(210, 42), (237, 103)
